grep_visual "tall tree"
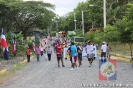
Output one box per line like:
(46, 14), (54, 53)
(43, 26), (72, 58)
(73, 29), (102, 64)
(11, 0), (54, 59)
(0, 0), (55, 39)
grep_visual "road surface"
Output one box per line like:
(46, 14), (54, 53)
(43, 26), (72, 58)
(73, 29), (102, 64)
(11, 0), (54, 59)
(0, 44), (133, 88)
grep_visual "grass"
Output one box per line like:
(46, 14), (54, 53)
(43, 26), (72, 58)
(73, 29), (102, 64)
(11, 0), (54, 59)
(0, 55), (35, 85)
(0, 62), (27, 85)
(98, 43), (132, 58)
(111, 43), (131, 58)
(97, 43), (133, 63)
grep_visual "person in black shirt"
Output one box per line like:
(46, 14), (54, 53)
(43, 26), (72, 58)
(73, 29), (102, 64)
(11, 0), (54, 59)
(77, 44), (83, 67)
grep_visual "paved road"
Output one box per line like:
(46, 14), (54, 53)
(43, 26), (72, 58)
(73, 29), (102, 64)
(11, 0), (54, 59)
(0, 46), (133, 88)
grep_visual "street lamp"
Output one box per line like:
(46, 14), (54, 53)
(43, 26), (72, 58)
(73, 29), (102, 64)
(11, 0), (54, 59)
(89, 0), (106, 28)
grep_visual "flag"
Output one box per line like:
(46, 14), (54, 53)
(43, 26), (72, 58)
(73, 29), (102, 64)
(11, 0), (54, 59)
(99, 59), (117, 81)
(1, 28), (9, 60)
(12, 35), (16, 57)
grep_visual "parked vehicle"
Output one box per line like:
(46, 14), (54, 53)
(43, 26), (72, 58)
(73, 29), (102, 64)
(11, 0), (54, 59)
(71, 36), (84, 44)
(67, 31), (84, 44)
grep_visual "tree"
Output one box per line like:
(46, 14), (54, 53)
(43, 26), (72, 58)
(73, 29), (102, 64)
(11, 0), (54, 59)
(113, 3), (133, 59)
(0, 0), (55, 39)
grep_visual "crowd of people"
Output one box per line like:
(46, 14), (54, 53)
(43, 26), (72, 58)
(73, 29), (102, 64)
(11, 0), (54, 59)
(25, 36), (115, 70)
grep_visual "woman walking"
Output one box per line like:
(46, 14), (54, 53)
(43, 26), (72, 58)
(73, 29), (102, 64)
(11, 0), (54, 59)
(35, 45), (41, 62)
(43, 47), (48, 61)
(46, 46), (52, 61)
(40, 44), (43, 56)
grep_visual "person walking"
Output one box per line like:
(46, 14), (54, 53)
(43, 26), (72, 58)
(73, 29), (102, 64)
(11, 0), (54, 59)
(77, 44), (83, 67)
(40, 44), (43, 56)
(26, 46), (31, 62)
(43, 47), (48, 61)
(106, 44), (112, 59)
(46, 46), (52, 61)
(67, 45), (72, 67)
(70, 42), (77, 70)
(86, 41), (94, 67)
(63, 43), (69, 60)
(35, 45), (41, 62)
(101, 42), (107, 62)
(55, 42), (65, 67)
(93, 43), (97, 60)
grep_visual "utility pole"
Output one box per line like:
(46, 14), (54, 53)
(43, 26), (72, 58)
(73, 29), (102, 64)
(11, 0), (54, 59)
(103, 0), (106, 28)
(82, 10), (84, 35)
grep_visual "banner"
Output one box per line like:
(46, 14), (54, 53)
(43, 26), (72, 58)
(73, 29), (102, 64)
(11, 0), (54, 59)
(99, 59), (117, 81)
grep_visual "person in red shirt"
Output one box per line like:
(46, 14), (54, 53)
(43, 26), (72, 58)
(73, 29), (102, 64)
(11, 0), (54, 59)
(55, 42), (65, 67)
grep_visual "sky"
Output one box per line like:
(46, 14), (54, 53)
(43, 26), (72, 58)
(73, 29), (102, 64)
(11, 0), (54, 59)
(24, 0), (87, 16)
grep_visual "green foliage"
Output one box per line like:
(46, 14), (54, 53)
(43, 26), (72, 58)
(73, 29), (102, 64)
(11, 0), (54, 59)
(84, 31), (95, 42)
(104, 24), (120, 43)
(93, 31), (104, 44)
(75, 29), (83, 37)
(0, 0), (55, 39)
(35, 38), (40, 46)
(83, 30), (103, 44)
(51, 31), (56, 36)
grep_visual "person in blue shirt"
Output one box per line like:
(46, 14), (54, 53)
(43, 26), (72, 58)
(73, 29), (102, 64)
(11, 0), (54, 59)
(70, 42), (78, 70)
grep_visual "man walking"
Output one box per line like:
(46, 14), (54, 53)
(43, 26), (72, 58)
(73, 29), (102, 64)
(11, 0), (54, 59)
(70, 42), (77, 70)
(86, 42), (94, 67)
(101, 42), (107, 62)
(55, 42), (65, 67)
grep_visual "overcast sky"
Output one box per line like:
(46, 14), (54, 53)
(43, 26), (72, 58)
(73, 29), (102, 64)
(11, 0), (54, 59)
(24, 0), (87, 16)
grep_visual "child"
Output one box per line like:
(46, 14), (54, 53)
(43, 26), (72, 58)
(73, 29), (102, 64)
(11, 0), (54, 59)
(64, 44), (69, 60)
(43, 47), (48, 61)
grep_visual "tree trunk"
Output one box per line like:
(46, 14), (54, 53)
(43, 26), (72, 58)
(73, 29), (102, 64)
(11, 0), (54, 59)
(23, 30), (27, 40)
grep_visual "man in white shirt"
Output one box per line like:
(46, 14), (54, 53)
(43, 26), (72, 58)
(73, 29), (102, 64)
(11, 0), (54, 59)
(86, 42), (94, 67)
(101, 42), (107, 62)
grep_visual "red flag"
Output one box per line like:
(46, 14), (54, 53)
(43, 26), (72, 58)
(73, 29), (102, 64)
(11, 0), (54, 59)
(1, 35), (8, 48)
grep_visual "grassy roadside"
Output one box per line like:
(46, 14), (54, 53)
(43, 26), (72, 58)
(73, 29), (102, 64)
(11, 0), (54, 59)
(0, 54), (35, 85)
(96, 42), (132, 63)
(0, 62), (27, 85)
